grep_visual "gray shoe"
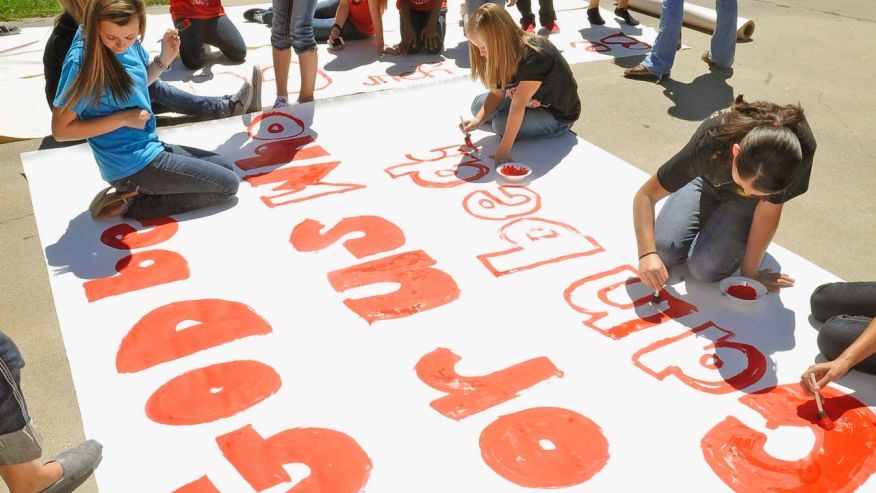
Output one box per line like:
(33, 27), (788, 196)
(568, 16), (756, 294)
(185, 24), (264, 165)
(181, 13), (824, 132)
(40, 440), (103, 493)
(229, 79), (255, 116)
(249, 65), (263, 113)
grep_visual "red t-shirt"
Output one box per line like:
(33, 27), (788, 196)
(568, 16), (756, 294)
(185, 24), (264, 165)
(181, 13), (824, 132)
(348, 0), (375, 36)
(396, 0), (448, 13)
(170, 0), (225, 19)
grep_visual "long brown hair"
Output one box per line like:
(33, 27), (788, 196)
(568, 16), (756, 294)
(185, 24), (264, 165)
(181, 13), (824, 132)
(467, 4), (539, 89)
(62, 0), (146, 111)
(713, 95), (806, 194)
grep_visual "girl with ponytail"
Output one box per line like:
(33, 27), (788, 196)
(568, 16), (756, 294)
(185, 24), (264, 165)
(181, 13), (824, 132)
(52, 0), (240, 220)
(633, 95), (817, 292)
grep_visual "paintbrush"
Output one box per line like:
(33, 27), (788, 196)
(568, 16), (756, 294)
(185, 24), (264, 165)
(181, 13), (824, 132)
(156, 18), (191, 43)
(809, 373), (835, 430)
(459, 115), (475, 150)
(651, 288), (660, 304)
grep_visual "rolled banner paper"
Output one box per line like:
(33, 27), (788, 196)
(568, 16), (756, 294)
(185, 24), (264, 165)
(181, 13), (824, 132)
(627, 0), (755, 41)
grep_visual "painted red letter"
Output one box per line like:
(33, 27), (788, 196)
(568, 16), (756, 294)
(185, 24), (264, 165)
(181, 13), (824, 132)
(702, 383), (876, 492)
(83, 250), (189, 302)
(415, 347), (563, 420)
(384, 145), (489, 187)
(172, 476), (220, 493)
(218, 425), (372, 493)
(462, 185), (542, 221)
(100, 217), (178, 250)
(327, 250), (460, 323)
(290, 216), (405, 259)
(480, 407), (609, 488)
(244, 161), (364, 208)
(116, 299), (272, 373)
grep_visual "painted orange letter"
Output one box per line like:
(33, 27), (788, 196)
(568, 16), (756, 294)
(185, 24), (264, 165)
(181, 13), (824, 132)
(173, 476), (220, 493)
(415, 347), (563, 420)
(100, 217), (178, 250)
(327, 250), (460, 323)
(384, 145), (489, 187)
(146, 360), (281, 426)
(244, 161), (365, 208)
(564, 265), (698, 339)
(462, 185), (542, 221)
(83, 249), (189, 302)
(217, 425), (372, 493)
(633, 321), (767, 394)
(478, 218), (604, 276)
(702, 383), (876, 492)
(236, 136), (329, 171)
(116, 299), (273, 374)
(480, 407), (609, 488)
(290, 216), (405, 259)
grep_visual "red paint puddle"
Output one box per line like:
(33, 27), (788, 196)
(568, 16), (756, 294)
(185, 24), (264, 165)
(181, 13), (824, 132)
(727, 284), (758, 300)
(499, 165), (529, 176)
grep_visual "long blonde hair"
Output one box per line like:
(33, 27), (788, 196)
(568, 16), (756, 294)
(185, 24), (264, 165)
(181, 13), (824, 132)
(62, 0), (146, 111)
(467, 4), (538, 88)
(58, 0), (87, 24)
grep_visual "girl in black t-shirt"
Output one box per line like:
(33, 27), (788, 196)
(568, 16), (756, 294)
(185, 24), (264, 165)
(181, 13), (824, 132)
(632, 96), (816, 293)
(460, 4), (579, 165)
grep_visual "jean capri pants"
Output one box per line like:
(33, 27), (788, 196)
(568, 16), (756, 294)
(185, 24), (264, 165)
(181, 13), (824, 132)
(271, 0), (319, 54)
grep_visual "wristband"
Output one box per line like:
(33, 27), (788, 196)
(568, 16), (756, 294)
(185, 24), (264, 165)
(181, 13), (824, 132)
(153, 57), (171, 72)
(331, 23), (342, 33)
(638, 251), (657, 260)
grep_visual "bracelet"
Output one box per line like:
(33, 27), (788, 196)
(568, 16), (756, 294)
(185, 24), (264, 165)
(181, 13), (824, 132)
(153, 57), (171, 72)
(638, 251), (657, 260)
(331, 23), (342, 33)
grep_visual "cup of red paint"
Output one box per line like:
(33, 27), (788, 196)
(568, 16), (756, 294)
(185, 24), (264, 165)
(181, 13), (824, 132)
(719, 276), (767, 306)
(497, 162), (532, 183)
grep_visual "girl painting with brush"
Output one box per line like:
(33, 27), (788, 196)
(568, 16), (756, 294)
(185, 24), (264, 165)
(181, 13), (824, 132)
(459, 3), (579, 165)
(51, 0), (240, 220)
(632, 96), (817, 293)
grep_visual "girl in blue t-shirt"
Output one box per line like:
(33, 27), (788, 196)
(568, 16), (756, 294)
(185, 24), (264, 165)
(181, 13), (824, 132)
(459, 4), (579, 165)
(52, 0), (240, 220)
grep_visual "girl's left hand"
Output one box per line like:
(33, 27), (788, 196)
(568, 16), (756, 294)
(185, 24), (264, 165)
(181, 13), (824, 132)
(160, 28), (180, 63)
(490, 147), (512, 165)
(751, 269), (795, 292)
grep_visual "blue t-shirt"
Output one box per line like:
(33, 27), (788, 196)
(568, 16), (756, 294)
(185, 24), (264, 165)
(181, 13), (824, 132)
(53, 27), (163, 182)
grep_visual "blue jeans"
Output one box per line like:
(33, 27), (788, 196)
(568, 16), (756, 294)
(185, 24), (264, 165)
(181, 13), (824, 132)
(0, 331), (43, 465)
(811, 282), (876, 375)
(110, 144), (240, 219)
(471, 93), (573, 139)
(272, 0), (318, 54)
(655, 177), (756, 282)
(312, 0), (369, 42)
(149, 80), (233, 119)
(641, 0), (737, 76)
(177, 15), (246, 70)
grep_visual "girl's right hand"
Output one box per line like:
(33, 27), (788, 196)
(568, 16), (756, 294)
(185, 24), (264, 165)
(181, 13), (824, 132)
(123, 108), (151, 129)
(638, 252), (668, 290)
(460, 118), (480, 134)
(801, 360), (850, 396)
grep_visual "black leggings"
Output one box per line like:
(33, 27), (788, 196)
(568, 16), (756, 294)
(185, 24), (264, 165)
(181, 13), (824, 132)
(811, 282), (876, 375)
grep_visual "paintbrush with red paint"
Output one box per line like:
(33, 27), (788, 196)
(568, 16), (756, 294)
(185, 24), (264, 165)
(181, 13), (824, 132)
(809, 373), (835, 430)
(651, 288), (660, 304)
(459, 115), (476, 151)
(157, 18), (191, 43)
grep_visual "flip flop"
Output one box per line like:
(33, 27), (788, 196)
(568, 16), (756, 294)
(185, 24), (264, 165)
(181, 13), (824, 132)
(88, 187), (139, 219)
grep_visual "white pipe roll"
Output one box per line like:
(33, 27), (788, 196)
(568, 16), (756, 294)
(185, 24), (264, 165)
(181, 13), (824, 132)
(626, 0), (755, 41)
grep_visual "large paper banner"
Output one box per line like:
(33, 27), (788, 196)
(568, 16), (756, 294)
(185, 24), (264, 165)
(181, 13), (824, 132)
(22, 79), (876, 492)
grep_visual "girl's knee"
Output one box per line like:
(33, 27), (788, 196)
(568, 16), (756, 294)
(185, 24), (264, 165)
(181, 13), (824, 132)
(810, 282), (840, 322)
(180, 50), (205, 70)
(686, 254), (735, 283)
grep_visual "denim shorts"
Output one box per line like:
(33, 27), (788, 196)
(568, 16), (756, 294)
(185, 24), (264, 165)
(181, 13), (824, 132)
(271, 0), (318, 54)
(0, 331), (43, 465)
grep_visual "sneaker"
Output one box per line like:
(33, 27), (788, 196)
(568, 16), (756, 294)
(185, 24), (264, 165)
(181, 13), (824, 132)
(544, 21), (560, 33)
(614, 7), (639, 26)
(273, 96), (288, 109)
(522, 21), (536, 33)
(249, 65), (263, 113)
(701, 50), (715, 66)
(623, 64), (666, 81)
(39, 440), (103, 493)
(243, 8), (266, 22)
(229, 79), (255, 116)
(0, 23), (21, 36)
(587, 7), (605, 25)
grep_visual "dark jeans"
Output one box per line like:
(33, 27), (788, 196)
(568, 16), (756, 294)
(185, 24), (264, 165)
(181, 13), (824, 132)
(811, 282), (876, 375)
(111, 144), (240, 219)
(0, 331), (43, 465)
(655, 177), (758, 282)
(177, 15), (246, 70)
(149, 79), (233, 118)
(516, 0), (555, 26)
(402, 8), (447, 54)
(312, 0), (369, 42)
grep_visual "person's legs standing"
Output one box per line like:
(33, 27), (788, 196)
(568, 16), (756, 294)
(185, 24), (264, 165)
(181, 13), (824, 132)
(537, 0), (556, 27)
(178, 18), (209, 70)
(271, 0), (294, 105)
(290, 0), (318, 102)
(204, 15), (247, 63)
(708, 0), (737, 68)
(112, 144), (240, 219)
(640, 0), (684, 77)
(515, 0), (536, 28)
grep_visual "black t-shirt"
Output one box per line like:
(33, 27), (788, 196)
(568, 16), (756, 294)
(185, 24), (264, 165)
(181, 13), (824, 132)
(656, 108), (817, 205)
(502, 36), (581, 124)
(43, 12), (79, 109)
